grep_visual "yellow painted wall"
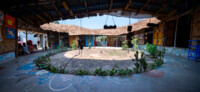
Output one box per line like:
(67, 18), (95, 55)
(153, 24), (163, 46)
(69, 35), (78, 46)
(153, 27), (158, 45)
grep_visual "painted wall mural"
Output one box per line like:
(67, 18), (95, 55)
(6, 27), (15, 39)
(0, 11), (3, 42)
(0, 52), (15, 63)
(5, 14), (15, 39)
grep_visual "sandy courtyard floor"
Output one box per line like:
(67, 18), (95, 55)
(65, 48), (136, 60)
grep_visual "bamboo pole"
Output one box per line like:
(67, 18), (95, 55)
(15, 17), (18, 58)
(174, 17), (179, 47)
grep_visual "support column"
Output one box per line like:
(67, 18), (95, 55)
(26, 30), (28, 44)
(58, 33), (61, 47)
(15, 17), (18, 58)
(174, 17), (179, 47)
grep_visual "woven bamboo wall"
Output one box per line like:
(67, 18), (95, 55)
(107, 36), (116, 46)
(69, 35), (78, 46)
(135, 29), (145, 45)
(0, 25), (15, 54)
(191, 7), (200, 45)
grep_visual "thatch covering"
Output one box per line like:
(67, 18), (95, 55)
(40, 17), (160, 36)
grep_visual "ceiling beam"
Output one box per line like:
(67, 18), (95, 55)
(21, 17), (34, 25)
(42, 8), (122, 24)
(35, 2), (52, 19)
(162, 9), (177, 20)
(84, 0), (89, 13)
(62, 1), (74, 16)
(109, 0), (113, 10)
(21, 3), (46, 22)
(167, 9), (177, 17)
(126, 8), (166, 17)
(122, 0), (131, 15)
(154, 4), (168, 15)
(138, 0), (151, 13)
(52, 4), (64, 18)
(43, 12), (52, 19)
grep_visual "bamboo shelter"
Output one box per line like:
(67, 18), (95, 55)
(40, 17), (160, 36)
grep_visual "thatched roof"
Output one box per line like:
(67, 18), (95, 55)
(40, 17), (160, 36)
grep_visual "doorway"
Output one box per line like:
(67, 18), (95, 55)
(176, 15), (191, 48)
(145, 28), (153, 44)
(165, 20), (176, 46)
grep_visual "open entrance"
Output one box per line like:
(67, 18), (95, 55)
(165, 20), (176, 46)
(176, 15), (191, 48)
(145, 28), (154, 44)
(18, 30), (41, 56)
(94, 35), (107, 46)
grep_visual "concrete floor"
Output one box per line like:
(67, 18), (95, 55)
(0, 51), (200, 92)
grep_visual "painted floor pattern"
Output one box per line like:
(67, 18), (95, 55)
(0, 51), (200, 92)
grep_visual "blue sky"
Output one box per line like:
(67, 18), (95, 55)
(58, 15), (145, 29)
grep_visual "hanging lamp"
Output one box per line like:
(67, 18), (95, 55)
(127, 12), (132, 32)
(104, 13), (117, 29)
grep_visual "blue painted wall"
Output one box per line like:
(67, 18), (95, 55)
(0, 52), (15, 64)
(85, 35), (88, 47)
(90, 35), (93, 46)
(85, 35), (94, 47)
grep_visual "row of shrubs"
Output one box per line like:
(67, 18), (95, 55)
(34, 48), (68, 73)
(75, 50), (163, 76)
(75, 59), (163, 76)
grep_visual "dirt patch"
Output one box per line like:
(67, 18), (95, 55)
(49, 48), (155, 74)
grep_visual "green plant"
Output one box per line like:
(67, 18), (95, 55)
(131, 38), (138, 51)
(126, 69), (132, 75)
(37, 63), (49, 70)
(122, 40), (128, 50)
(75, 70), (89, 75)
(133, 51), (140, 73)
(88, 42), (91, 49)
(146, 43), (158, 58)
(71, 40), (77, 50)
(117, 69), (126, 76)
(155, 59), (164, 67)
(93, 68), (108, 76)
(50, 66), (59, 73)
(158, 47), (166, 60)
(150, 63), (157, 69)
(59, 70), (68, 74)
(44, 57), (51, 62)
(109, 68), (116, 76)
(132, 51), (148, 73)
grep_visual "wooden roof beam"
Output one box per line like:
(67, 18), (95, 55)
(137, 0), (151, 14)
(62, 1), (74, 16)
(155, 4), (168, 14)
(122, 0), (131, 15)
(43, 12), (52, 19)
(167, 9), (177, 17)
(21, 17), (34, 25)
(21, 3), (46, 22)
(43, 8), (122, 24)
(84, 0), (89, 13)
(35, 2), (52, 19)
(126, 8), (166, 17)
(162, 9), (177, 20)
(52, 4), (64, 18)
(109, 0), (113, 10)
